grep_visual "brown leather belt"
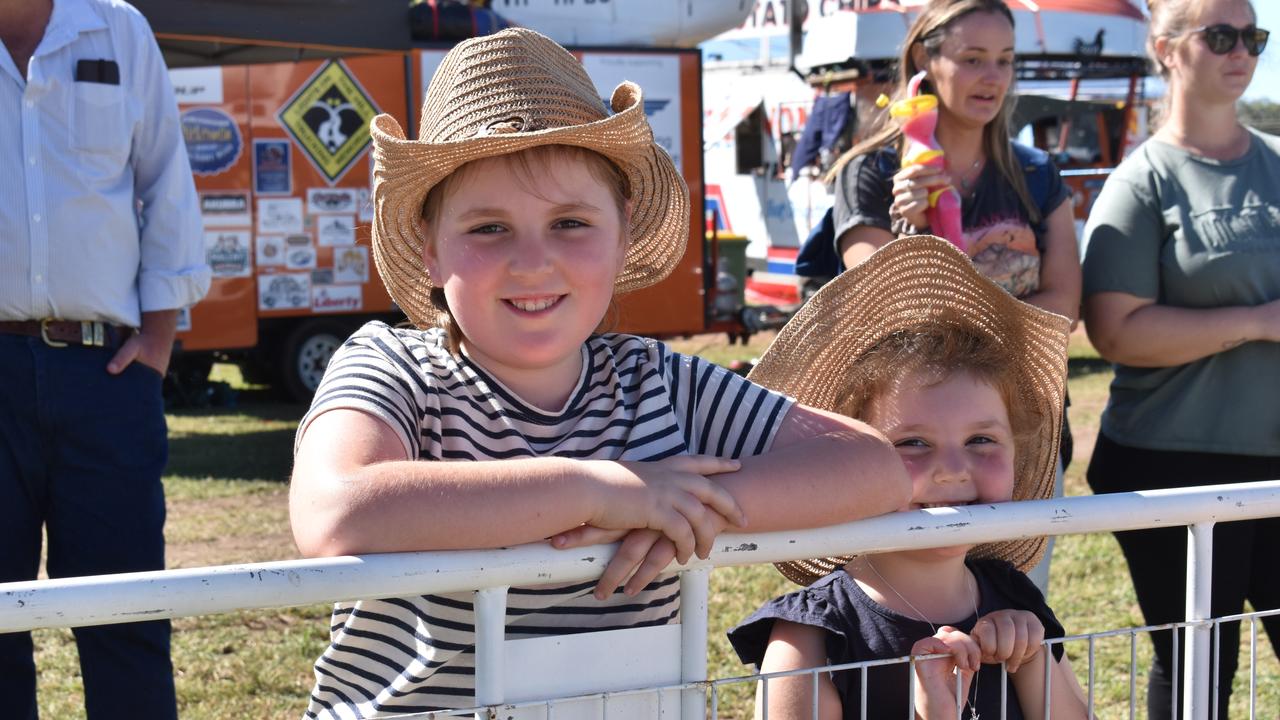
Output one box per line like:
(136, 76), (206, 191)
(0, 320), (133, 348)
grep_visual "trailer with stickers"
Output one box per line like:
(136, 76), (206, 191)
(137, 1), (727, 401)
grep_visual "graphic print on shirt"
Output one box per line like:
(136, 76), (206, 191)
(966, 216), (1041, 298)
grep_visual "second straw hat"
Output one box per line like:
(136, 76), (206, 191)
(748, 235), (1071, 585)
(369, 28), (690, 329)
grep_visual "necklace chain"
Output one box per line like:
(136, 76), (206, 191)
(954, 157), (983, 192)
(864, 558), (982, 720)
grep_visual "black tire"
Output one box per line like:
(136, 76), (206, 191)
(279, 320), (348, 403)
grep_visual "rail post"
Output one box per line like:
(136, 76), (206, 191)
(474, 585), (510, 716)
(1184, 522), (1213, 720)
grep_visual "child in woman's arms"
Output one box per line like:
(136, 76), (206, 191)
(730, 236), (1089, 719)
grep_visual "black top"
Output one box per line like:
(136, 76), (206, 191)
(728, 559), (1066, 720)
(832, 143), (1069, 297)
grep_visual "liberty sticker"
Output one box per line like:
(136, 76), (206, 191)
(278, 61), (379, 184)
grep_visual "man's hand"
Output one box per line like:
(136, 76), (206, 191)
(108, 309), (179, 376)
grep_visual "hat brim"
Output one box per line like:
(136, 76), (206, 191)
(369, 82), (688, 329)
(748, 236), (1071, 585)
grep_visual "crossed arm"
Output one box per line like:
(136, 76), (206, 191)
(289, 403), (911, 577)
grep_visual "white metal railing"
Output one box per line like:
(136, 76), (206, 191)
(2, 481), (1279, 719)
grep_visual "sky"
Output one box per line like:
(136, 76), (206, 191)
(1244, 0), (1279, 101)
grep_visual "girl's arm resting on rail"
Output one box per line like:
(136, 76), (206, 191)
(1018, 202), (1082, 323)
(756, 620), (843, 720)
(551, 404), (909, 596)
(289, 407), (743, 558)
(723, 403), (911, 532)
(1083, 292), (1280, 367)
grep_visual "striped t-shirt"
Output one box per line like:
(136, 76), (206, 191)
(297, 322), (794, 718)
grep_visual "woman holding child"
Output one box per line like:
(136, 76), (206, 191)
(1081, 0), (1280, 716)
(288, 28), (911, 717)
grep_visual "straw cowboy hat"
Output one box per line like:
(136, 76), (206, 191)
(368, 27), (689, 329)
(748, 235), (1071, 585)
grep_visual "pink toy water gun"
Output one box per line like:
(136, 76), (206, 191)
(877, 71), (965, 251)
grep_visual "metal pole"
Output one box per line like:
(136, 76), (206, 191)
(474, 585), (510, 715)
(1184, 523), (1214, 720)
(681, 568), (710, 719)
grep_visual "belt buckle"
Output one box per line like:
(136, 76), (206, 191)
(40, 319), (68, 348)
(82, 321), (104, 347)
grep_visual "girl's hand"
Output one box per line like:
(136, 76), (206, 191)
(891, 163), (951, 231)
(550, 526), (681, 600)
(970, 610), (1045, 674)
(585, 455), (744, 564)
(911, 627), (979, 719)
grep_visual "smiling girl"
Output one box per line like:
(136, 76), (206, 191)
(729, 236), (1086, 720)
(288, 28), (910, 717)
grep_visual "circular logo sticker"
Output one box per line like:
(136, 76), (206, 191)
(181, 108), (243, 176)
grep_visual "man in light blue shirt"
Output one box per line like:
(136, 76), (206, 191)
(0, 0), (208, 716)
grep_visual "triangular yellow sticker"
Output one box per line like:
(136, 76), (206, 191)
(278, 61), (379, 184)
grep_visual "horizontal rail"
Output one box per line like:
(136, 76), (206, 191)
(1, 481), (1278, 633)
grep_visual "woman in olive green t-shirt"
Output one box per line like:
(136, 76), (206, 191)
(1081, 0), (1280, 718)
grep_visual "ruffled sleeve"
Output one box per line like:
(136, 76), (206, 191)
(727, 579), (848, 669)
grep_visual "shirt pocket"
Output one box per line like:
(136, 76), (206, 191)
(70, 81), (130, 158)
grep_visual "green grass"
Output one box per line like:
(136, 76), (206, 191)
(30, 332), (1280, 718)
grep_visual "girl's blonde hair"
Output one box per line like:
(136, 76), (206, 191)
(420, 145), (631, 353)
(838, 321), (1044, 467)
(825, 0), (1039, 225)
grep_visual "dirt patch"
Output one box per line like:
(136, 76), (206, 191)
(166, 490), (299, 568)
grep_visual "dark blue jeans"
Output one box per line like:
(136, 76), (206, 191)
(0, 335), (175, 720)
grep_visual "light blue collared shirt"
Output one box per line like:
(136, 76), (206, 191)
(0, 0), (210, 328)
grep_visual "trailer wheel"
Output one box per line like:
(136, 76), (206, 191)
(281, 320), (346, 402)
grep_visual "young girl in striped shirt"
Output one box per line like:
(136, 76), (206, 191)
(288, 28), (910, 717)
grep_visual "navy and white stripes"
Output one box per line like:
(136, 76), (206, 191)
(296, 322), (792, 717)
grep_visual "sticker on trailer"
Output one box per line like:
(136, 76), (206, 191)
(175, 306), (192, 332)
(333, 246), (369, 284)
(258, 198), (303, 235)
(312, 284), (363, 312)
(285, 245), (317, 270)
(580, 54), (682, 171)
(307, 188), (358, 215)
(256, 235), (285, 266)
(259, 273), (311, 310)
(200, 191), (251, 228)
(253, 140), (292, 195)
(205, 230), (252, 278)
(317, 215), (357, 247)
(182, 108), (242, 176)
(357, 187), (373, 223)
(277, 60), (380, 184)
(311, 268), (335, 285)
(170, 67), (224, 105)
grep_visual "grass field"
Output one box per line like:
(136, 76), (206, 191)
(31, 331), (1279, 718)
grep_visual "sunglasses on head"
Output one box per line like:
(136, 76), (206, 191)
(1186, 24), (1270, 56)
